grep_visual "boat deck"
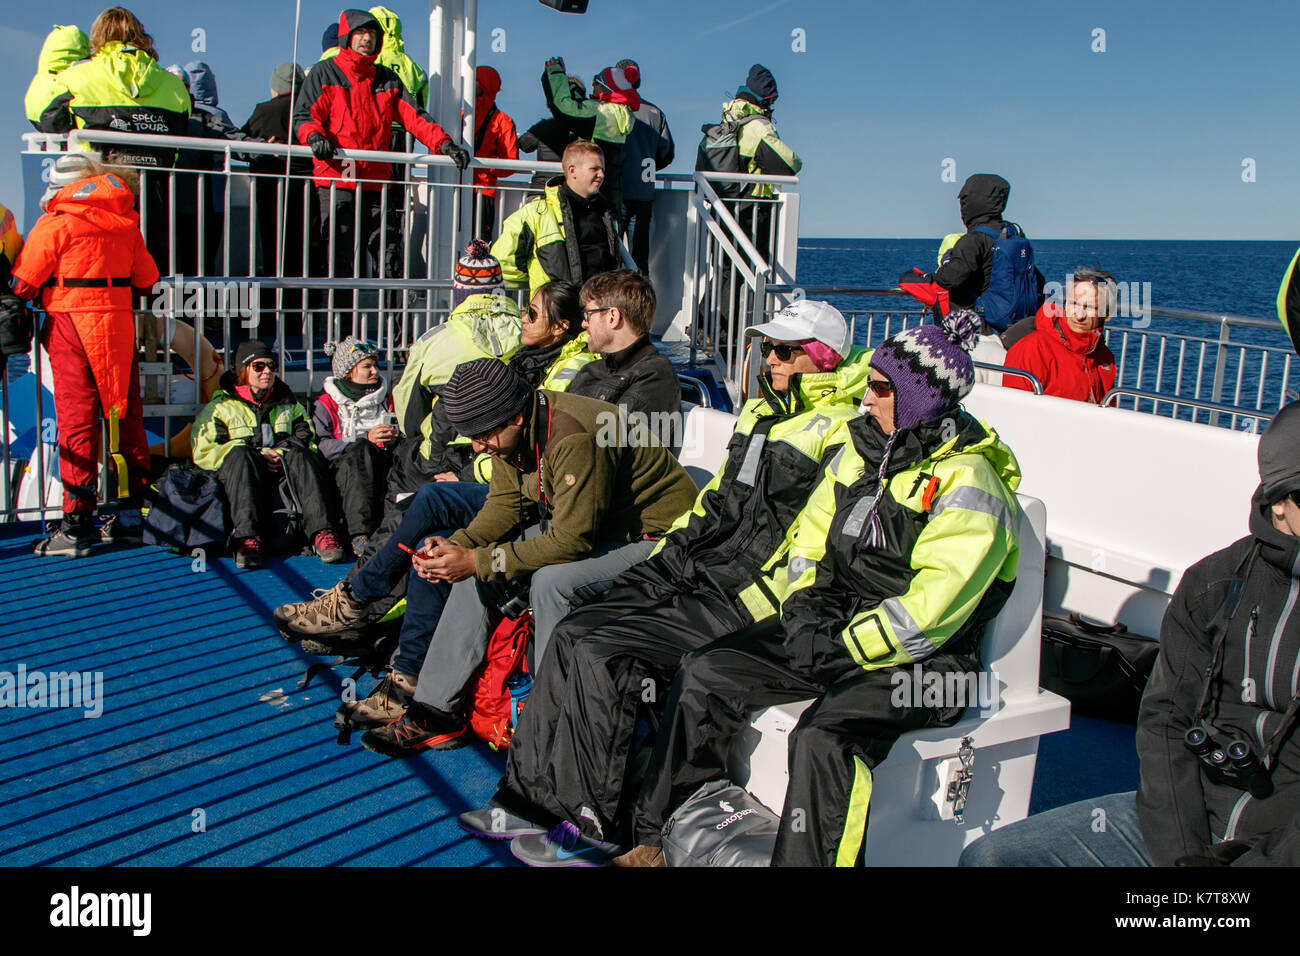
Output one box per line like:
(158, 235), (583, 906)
(0, 523), (1138, 866)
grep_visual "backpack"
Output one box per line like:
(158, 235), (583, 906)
(465, 604), (533, 749)
(660, 780), (780, 867)
(696, 114), (764, 199)
(1039, 613), (1160, 723)
(972, 222), (1045, 333)
(143, 463), (227, 552)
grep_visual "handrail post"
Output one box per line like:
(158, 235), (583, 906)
(1208, 317), (1231, 427)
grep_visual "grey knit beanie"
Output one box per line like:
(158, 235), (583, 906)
(324, 336), (378, 380)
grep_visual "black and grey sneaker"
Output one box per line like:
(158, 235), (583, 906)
(360, 701), (468, 757)
(32, 519), (95, 559)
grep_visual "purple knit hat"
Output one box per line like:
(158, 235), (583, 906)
(869, 312), (980, 431)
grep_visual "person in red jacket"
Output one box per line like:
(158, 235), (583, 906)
(1004, 266), (1118, 403)
(293, 9), (468, 296)
(11, 155), (160, 557)
(472, 65), (518, 240)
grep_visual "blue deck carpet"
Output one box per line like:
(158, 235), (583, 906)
(0, 523), (1135, 866)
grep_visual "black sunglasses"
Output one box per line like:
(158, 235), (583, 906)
(249, 360), (277, 373)
(866, 379), (894, 397)
(759, 340), (805, 361)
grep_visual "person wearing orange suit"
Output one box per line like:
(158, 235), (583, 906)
(11, 154), (160, 557)
(472, 66), (518, 240)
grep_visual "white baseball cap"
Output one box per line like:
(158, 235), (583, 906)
(745, 299), (850, 358)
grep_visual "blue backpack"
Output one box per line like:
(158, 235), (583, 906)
(973, 222), (1044, 333)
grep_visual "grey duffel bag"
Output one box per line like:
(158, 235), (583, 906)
(661, 780), (780, 867)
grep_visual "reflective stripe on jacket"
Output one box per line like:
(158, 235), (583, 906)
(491, 179), (620, 298)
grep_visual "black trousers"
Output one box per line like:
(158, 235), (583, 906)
(330, 438), (393, 537)
(493, 563), (753, 842)
(622, 198), (654, 274)
(313, 187), (403, 307)
(216, 443), (334, 542)
(632, 626), (975, 866)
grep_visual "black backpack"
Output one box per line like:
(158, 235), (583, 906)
(696, 114), (764, 199)
(1039, 613), (1160, 723)
(143, 463), (228, 552)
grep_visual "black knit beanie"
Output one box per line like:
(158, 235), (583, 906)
(441, 358), (532, 437)
(1259, 401), (1300, 504)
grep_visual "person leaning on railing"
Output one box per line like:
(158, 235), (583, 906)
(191, 341), (346, 570)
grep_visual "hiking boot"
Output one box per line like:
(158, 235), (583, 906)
(509, 821), (622, 868)
(611, 844), (665, 868)
(350, 533), (369, 556)
(339, 668), (416, 729)
(100, 509), (143, 545)
(235, 536), (263, 569)
(360, 701), (467, 757)
(313, 529), (347, 564)
(32, 520), (95, 559)
(458, 806), (547, 841)
(274, 582), (371, 642)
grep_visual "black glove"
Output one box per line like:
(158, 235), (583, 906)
(440, 141), (470, 171)
(0, 295), (32, 358)
(544, 56), (565, 71)
(307, 133), (335, 160)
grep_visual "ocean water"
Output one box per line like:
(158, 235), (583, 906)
(796, 239), (1300, 417)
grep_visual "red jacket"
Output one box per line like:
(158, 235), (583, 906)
(293, 9), (452, 190)
(1004, 302), (1117, 403)
(472, 66), (518, 197)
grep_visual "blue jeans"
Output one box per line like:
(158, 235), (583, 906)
(958, 791), (1151, 867)
(349, 479), (488, 605)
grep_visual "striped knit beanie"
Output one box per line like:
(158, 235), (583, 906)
(324, 336), (378, 380)
(452, 239), (504, 306)
(441, 358), (532, 437)
(869, 312), (979, 432)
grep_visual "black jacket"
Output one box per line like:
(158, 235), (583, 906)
(1136, 488), (1300, 866)
(519, 117), (576, 187)
(933, 173), (1010, 308)
(570, 335), (680, 417)
(620, 98), (674, 203)
(242, 95), (315, 177)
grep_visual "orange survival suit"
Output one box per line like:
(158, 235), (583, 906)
(11, 172), (160, 515)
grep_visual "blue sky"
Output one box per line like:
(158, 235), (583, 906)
(3, 0), (1298, 240)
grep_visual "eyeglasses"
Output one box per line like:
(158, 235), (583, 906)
(582, 306), (613, 318)
(250, 361), (276, 373)
(866, 379), (894, 397)
(759, 340), (805, 361)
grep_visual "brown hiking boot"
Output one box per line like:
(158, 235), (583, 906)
(611, 844), (665, 868)
(274, 582), (371, 642)
(340, 669), (417, 729)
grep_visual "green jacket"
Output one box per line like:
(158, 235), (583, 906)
(491, 179), (620, 299)
(25, 25), (88, 128)
(650, 346), (875, 621)
(779, 411), (1021, 679)
(542, 62), (633, 208)
(38, 40), (190, 166)
(370, 6), (428, 105)
(192, 372), (317, 472)
(449, 389), (698, 582)
(721, 98), (801, 199)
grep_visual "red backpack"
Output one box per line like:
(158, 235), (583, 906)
(466, 609), (533, 749)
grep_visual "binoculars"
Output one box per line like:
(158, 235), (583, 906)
(1184, 726), (1273, 798)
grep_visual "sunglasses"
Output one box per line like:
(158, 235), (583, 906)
(759, 340), (805, 361)
(249, 361), (276, 373)
(525, 307), (542, 324)
(866, 379), (894, 397)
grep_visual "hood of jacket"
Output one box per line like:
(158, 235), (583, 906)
(45, 172), (138, 229)
(959, 173), (1010, 229)
(722, 97), (769, 124)
(323, 374), (389, 409)
(1035, 301), (1105, 357)
(182, 61), (219, 107)
(755, 345), (875, 415)
(336, 9), (383, 63)
(1250, 485), (1300, 578)
(475, 65), (501, 119)
(854, 408), (1021, 492)
(369, 5), (404, 44)
(37, 25), (89, 75)
(90, 40), (177, 102)
(447, 292), (523, 356)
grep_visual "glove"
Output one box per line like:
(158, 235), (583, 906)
(307, 133), (335, 160)
(440, 141), (470, 171)
(544, 56), (565, 71)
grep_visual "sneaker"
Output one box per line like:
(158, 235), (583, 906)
(350, 533), (369, 556)
(100, 509), (143, 545)
(611, 844), (666, 868)
(235, 536), (263, 569)
(509, 821), (623, 868)
(32, 524), (94, 559)
(275, 582), (370, 641)
(339, 669), (416, 729)
(458, 806), (547, 841)
(360, 701), (468, 757)
(313, 529), (347, 564)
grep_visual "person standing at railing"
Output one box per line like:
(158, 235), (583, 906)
(24, 25), (89, 131)
(613, 59), (674, 275)
(10, 154), (159, 558)
(35, 8), (190, 272)
(471, 66), (519, 241)
(293, 8), (468, 304)
(517, 75), (586, 190)
(540, 56), (634, 214)
(1003, 267), (1119, 404)
(242, 63), (314, 327)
